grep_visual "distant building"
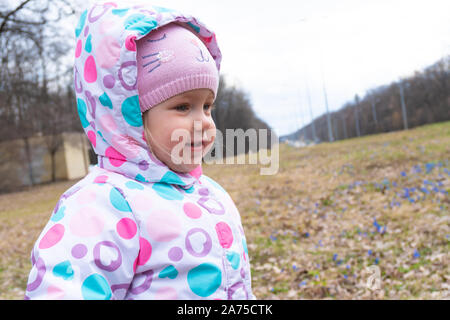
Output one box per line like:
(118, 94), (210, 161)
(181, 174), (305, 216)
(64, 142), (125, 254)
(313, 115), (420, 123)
(0, 132), (91, 193)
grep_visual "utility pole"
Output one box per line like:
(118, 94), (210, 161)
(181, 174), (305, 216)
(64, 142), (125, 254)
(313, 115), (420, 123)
(398, 81), (408, 130)
(354, 94), (361, 137)
(298, 91), (306, 141)
(321, 67), (334, 142)
(305, 77), (317, 143)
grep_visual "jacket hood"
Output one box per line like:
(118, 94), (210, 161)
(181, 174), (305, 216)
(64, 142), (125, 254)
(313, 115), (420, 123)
(74, 1), (221, 189)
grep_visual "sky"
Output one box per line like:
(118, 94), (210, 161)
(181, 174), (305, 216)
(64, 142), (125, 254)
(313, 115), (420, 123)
(147, 0), (450, 137)
(55, 0), (450, 137)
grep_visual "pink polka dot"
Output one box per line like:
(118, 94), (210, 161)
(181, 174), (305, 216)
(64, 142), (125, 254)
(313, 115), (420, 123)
(75, 40), (82, 58)
(105, 147), (126, 167)
(215, 222), (233, 249)
(76, 188), (96, 204)
(87, 130), (96, 147)
(135, 237), (152, 270)
(183, 202), (202, 219)
(146, 209), (181, 242)
(189, 165), (203, 179)
(99, 114), (117, 133)
(125, 35), (137, 51)
(111, 134), (140, 159)
(84, 55), (97, 83)
(94, 175), (108, 184)
(131, 194), (152, 213)
(39, 224), (65, 249)
(97, 35), (121, 68)
(69, 207), (104, 237)
(154, 286), (177, 300)
(47, 285), (65, 299)
(116, 218), (137, 239)
(99, 19), (116, 35)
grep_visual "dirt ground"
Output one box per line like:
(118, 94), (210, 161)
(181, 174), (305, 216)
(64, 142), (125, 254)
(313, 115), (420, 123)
(0, 121), (449, 299)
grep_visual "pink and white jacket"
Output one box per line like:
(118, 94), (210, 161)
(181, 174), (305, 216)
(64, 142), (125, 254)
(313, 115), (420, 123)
(25, 1), (255, 300)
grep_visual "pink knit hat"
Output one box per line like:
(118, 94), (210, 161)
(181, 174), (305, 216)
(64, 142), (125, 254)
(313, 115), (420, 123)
(136, 23), (219, 112)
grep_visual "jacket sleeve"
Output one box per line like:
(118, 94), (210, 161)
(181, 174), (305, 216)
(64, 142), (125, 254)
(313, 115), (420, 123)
(25, 182), (140, 300)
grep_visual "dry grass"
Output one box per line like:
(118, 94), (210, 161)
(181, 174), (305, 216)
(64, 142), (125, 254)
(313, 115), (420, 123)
(1, 121), (449, 299)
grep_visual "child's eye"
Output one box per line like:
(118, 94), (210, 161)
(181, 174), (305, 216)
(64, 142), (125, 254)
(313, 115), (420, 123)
(175, 104), (189, 111)
(204, 104), (215, 111)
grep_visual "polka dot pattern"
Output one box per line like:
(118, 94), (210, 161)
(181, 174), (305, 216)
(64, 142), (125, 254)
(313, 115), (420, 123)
(25, 2), (255, 301)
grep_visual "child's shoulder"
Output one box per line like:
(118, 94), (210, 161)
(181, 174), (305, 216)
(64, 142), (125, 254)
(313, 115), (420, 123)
(199, 174), (228, 195)
(56, 166), (135, 207)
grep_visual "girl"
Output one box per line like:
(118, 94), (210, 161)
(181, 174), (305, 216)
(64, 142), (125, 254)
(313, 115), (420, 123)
(25, 1), (255, 300)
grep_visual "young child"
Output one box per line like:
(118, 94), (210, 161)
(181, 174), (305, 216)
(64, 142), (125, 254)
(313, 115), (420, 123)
(25, 1), (255, 300)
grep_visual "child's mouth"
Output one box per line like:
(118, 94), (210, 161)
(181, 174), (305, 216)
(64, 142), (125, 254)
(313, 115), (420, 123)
(189, 141), (204, 151)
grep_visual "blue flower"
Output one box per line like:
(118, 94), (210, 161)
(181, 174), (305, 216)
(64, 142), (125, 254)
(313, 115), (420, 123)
(368, 249), (373, 256)
(375, 257), (379, 264)
(402, 188), (410, 198)
(420, 187), (429, 194)
(425, 163), (435, 174)
(332, 253), (338, 261)
(413, 249), (420, 259)
(401, 171), (407, 177)
(413, 165), (422, 174)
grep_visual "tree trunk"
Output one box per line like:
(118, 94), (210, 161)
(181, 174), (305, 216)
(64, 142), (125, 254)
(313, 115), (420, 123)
(23, 136), (34, 186)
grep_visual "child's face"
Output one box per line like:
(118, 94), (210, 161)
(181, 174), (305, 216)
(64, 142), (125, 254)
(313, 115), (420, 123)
(143, 88), (216, 174)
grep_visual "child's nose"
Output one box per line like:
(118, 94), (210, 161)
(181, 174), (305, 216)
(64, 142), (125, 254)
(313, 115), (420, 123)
(192, 108), (213, 129)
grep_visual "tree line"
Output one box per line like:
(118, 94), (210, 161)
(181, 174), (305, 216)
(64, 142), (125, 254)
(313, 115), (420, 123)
(287, 55), (450, 143)
(0, 0), (272, 190)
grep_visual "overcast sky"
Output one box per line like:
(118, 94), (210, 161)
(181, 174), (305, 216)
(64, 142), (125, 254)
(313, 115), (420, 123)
(148, 0), (450, 137)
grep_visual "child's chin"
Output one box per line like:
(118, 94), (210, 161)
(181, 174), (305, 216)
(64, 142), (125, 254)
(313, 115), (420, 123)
(168, 161), (201, 174)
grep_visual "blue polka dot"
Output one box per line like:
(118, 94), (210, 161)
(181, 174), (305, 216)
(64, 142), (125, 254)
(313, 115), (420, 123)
(135, 174), (148, 183)
(226, 251), (240, 270)
(152, 183), (184, 201)
(184, 186), (195, 194)
(111, 8), (129, 16)
(51, 206), (66, 222)
(77, 98), (89, 128)
(75, 10), (87, 38)
(153, 6), (174, 13)
(159, 265), (178, 279)
(97, 130), (107, 143)
(124, 14), (158, 35)
(186, 21), (200, 33)
(121, 95), (142, 127)
(99, 92), (113, 109)
(81, 274), (111, 300)
(53, 260), (74, 280)
(160, 171), (185, 185)
(85, 34), (93, 53)
(242, 238), (248, 255)
(187, 263), (222, 297)
(125, 181), (144, 190)
(109, 187), (132, 212)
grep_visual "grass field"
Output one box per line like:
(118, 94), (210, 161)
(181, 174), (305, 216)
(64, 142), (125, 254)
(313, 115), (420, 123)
(0, 121), (449, 299)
